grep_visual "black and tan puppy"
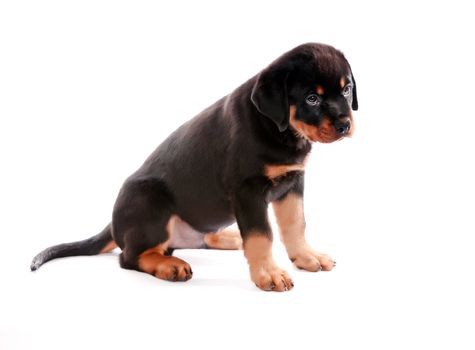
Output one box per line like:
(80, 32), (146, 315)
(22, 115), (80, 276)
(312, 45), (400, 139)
(31, 43), (358, 292)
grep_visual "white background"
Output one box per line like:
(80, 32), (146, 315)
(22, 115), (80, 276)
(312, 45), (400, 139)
(1, 1), (474, 349)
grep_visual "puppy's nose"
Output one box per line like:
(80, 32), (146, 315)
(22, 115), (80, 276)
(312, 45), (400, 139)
(336, 120), (351, 135)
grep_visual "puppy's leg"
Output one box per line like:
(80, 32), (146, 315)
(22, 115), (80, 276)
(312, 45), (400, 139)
(204, 226), (243, 250)
(112, 179), (192, 282)
(272, 179), (335, 272)
(136, 239), (193, 282)
(234, 179), (293, 292)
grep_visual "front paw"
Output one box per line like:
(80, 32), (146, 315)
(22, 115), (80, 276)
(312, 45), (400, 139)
(249, 262), (294, 292)
(290, 248), (336, 272)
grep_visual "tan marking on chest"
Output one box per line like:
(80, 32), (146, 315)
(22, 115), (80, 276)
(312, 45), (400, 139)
(265, 151), (309, 180)
(265, 163), (306, 180)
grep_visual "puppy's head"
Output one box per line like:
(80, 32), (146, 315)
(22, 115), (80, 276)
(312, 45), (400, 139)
(251, 43), (358, 143)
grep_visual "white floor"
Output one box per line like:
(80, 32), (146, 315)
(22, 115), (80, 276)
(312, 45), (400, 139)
(3, 211), (474, 350)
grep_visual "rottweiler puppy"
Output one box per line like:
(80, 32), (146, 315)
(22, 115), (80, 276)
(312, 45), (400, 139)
(31, 43), (358, 292)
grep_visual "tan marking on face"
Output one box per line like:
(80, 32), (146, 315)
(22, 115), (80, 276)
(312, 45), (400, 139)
(290, 104), (296, 115)
(100, 240), (118, 254)
(272, 193), (336, 272)
(137, 215), (193, 281)
(340, 77), (346, 89)
(204, 227), (242, 250)
(244, 234), (293, 292)
(316, 85), (325, 95)
(289, 105), (338, 143)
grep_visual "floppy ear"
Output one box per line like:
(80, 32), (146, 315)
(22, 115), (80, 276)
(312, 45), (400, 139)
(250, 67), (289, 132)
(350, 69), (358, 111)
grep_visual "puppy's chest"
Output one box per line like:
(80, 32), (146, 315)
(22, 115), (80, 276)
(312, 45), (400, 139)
(266, 170), (303, 202)
(264, 155), (308, 201)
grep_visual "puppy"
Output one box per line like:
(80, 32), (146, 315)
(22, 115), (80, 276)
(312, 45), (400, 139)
(31, 43), (358, 292)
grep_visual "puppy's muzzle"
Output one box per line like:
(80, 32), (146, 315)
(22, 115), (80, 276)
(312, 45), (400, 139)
(335, 119), (351, 136)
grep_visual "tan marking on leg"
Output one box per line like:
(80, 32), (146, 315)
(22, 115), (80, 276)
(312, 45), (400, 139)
(273, 193), (306, 255)
(138, 215), (193, 281)
(244, 234), (293, 292)
(273, 193), (335, 272)
(139, 251), (192, 281)
(340, 76), (346, 89)
(204, 227), (243, 250)
(100, 241), (118, 254)
(316, 85), (325, 95)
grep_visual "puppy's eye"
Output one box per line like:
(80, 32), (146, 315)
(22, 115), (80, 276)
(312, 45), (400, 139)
(306, 94), (320, 106)
(342, 85), (352, 97)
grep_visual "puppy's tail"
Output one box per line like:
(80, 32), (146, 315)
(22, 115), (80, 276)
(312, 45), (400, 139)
(30, 224), (117, 271)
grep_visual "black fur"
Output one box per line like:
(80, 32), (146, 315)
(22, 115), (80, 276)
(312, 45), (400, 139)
(30, 225), (112, 271)
(31, 43), (358, 275)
